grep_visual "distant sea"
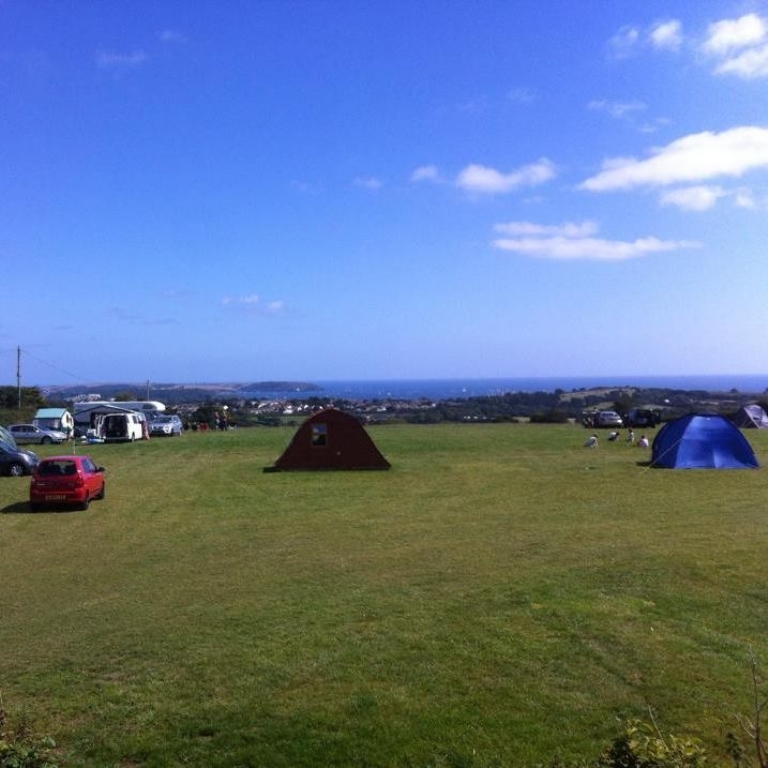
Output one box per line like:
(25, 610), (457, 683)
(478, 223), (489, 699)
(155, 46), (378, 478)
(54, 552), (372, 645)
(244, 375), (768, 401)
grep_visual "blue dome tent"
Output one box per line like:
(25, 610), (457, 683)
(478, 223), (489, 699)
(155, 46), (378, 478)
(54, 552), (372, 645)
(651, 414), (759, 469)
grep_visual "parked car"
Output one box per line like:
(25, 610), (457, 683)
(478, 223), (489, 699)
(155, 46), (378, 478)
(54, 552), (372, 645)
(582, 410), (624, 428)
(29, 455), (106, 511)
(7, 423), (68, 445)
(624, 408), (660, 428)
(0, 428), (39, 476)
(149, 414), (184, 436)
(596, 410), (624, 427)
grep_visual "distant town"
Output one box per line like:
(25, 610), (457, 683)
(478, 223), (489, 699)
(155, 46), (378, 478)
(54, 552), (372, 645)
(25, 380), (768, 428)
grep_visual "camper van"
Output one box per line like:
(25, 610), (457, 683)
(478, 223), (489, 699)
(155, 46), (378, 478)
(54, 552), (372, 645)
(73, 401), (163, 435)
(73, 400), (164, 418)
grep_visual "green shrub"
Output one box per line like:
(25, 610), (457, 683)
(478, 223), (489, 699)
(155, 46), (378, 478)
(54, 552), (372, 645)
(0, 695), (59, 768)
(596, 719), (708, 768)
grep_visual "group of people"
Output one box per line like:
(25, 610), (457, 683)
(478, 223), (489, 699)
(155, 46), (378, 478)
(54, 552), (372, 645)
(584, 430), (649, 449)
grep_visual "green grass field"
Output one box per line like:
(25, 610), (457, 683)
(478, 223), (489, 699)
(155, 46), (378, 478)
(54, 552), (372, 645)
(2, 423), (768, 767)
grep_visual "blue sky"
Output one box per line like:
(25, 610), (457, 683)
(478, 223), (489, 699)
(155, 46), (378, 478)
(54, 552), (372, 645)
(3, 0), (768, 386)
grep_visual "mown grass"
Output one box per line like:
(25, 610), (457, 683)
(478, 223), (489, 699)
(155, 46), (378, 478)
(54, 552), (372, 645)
(2, 423), (768, 767)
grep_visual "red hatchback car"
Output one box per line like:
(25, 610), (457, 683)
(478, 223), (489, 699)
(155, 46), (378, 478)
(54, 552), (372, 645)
(30, 455), (106, 511)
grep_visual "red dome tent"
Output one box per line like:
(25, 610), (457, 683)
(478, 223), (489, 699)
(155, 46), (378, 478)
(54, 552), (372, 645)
(267, 408), (391, 472)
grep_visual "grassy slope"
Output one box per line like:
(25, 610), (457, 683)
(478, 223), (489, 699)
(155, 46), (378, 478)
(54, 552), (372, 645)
(1, 424), (768, 767)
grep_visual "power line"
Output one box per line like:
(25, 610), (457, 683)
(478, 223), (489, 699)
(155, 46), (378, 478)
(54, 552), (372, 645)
(4, 347), (99, 387)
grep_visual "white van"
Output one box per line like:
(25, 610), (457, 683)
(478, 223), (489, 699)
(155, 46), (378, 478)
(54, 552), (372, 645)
(96, 412), (146, 442)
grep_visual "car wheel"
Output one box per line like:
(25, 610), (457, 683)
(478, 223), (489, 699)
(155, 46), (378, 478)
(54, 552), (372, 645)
(42, 436), (52, 444)
(79, 494), (90, 511)
(95, 482), (106, 500)
(7, 463), (25, 477)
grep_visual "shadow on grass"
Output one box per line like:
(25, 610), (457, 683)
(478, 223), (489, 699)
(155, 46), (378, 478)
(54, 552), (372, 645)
(1, 501), (81, 515)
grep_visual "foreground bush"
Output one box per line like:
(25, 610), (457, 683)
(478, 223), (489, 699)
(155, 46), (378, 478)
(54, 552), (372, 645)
(0, 695), (59, 768)
(596, 719), (708, 768)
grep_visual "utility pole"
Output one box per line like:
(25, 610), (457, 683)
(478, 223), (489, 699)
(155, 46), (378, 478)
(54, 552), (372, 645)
(17, 345), (21, 408)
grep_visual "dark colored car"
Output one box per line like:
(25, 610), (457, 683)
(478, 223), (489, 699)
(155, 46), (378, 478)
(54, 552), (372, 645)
(624, 408), (660, 428)
(29, 455), (106, 511)
(0, 427), (40, 477)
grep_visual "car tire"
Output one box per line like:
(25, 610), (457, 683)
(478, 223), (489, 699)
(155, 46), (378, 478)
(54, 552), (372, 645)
(7, 463), (25, 477)
(79, 495), (90, 511)
(42, 436), (52, 445)
(95, 483), (106, 500)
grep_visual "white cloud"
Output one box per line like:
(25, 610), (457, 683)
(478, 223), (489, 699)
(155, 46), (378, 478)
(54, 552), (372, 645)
(223, 294), (260, 306)
(95, 50), (149, 69)
(492, 220), (699, 262)
(493, 220), (599, 238)
(264, 300), (285, 314)
(700, 13), (768, 79)
(715, 44), (768, 78)
(610, 13), (768, 79)
(456, 158), (556, 194)
(588, 99), (646, 119)
(354, 176), (383, 190)
(650, 20), (682, 51)
(608, 20), (681, 57)
(659, 185), (726, 211)
(508, 86), (537, 104)
(411, 165), (441, 183)
(734, 188), (757, 208)
(159, 29), (187, 44)
(608, 25), (641, 58)
(290, 179), (319, 194)
(733, 187), (768, 209)
(580, 126), (768, 191)
(702, 13), (767, 55)
(222, 294), (286, 317)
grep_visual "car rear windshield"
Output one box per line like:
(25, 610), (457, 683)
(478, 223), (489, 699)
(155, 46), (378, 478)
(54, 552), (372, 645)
(39, 461), (77, 476)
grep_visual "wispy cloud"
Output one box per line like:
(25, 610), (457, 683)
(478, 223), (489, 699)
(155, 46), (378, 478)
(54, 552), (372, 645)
(580, 126), (768, 192)
(494, 221), (599, 238)
(588, 99), (667, 134)
(95, 50), (149, 70)
(158, 29), (187, 44)
(456, 158), (556, 194)
(608, 19), (683, 58)
(607, 25), (641, 59)
(588, 99), (647, 120)
(410, 165), (441, 183)
(659, 185), (726, 211)
(492, 220), (699, 262)
(507, 86), (537, 105)
(353, 176), (383, 190)
(223, 294), (261, 307)
(105, 306), (176, 326)
(290, 179), (321, 194)
(650, 20), (682, 51)
(222, 294), (285, 317)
